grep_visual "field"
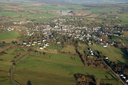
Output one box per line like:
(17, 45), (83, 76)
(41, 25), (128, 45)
(123, 31), (128, 38)
(0, 47), (122, 85)
(46, 43), (62, 50)
(61, 45), (76, 54)
(14, 53), (122, 85)
(77, 42), (88, 55)
(92, 45), (128, 64)
(0, 1), (128, 85)
(0, 2), (86, 22)
(0, 31), (20, 40)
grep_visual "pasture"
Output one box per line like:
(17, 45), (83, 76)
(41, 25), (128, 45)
(46, 43), (62, 50)
(0, 31), (19, 40)
(92, 45), (128, 64)
(0, 44), (122, 85)
(14, 53), (121, 85)
(61, 45), (76, 54)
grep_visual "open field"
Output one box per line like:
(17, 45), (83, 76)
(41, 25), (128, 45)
(0, 31), (20, 40)
(0, 47), (122, 85)
(123, 31), (128, 38)
(92, 45), (128, 64)
(0, 1), (127, 85)
(14, 53), (122, 85)
(0, 78), (11, 85)
(46, 43), (62, 50)
(61, 45), (76, 54)
(88, 7), (119, 14)
(110, 36), (128, 44)
(77, 42), (88, 55)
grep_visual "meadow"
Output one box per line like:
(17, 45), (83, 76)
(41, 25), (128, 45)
(61, 45), (76, 54)
(46, 43), (62, 50)
(0, 47), (122, 85)
(14, 53), (122, 85)
(0, 31), (20, 40)
(92, 45), (128, 64)
(0, 1), (127, 85)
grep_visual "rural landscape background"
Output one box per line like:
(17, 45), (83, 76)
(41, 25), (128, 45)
(0, 0), (128, 85)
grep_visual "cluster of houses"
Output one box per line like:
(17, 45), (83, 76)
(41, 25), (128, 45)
(6, 27), (14, 31)
(120, 74), (128, 84)
(16, 17), (126, 49)
(43, 18), (125, 46)
(2, 17), (124, 50)
(88, 48), (94, 56)
(22, 40), (49, 50)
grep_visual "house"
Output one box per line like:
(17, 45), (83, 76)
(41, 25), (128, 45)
(38, 42), (41, 45)
(105, 57), (109, 60)
(39, 46), (43, 50)
(126, 80), (128, 83)
(57, 42), (61, 44)
(7, 27), (14, 31)
(120, 74), (123, 77)
(42, 40), (46, 42)
(123, 76), (126, 79)
(26, 44), (31, 47)
(32, 43), (35, 46)
(33, 41), (37, 44)
(23, 42), (27, 45)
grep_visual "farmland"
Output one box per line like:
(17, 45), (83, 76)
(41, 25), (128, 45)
(92, 45), (128, 64)
(0, 44), (123, 85)
(0, 0), (128, 85)
(0, 31), (19, 40)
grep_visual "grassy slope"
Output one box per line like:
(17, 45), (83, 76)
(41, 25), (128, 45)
(0, 54), (13, 85)
(0, 31), (19, 40)
(77, 42), (88, 54)
(46, 43), (62, 50)
(0, 11), (20, 17)
(14, 53), (121, 85)
(92, 45), (128, 63)
(61, 45), (76, 54)
(123, 31), (128, 38)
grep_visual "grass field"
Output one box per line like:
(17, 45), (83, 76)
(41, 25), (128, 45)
(92, 45), (128, 64)
(0, 11), (20, 17)
(13, 53), (122, 85)
(123, 31), (128, 38)
(110, 36), (128, 44)
(61, 45), (76, 54)
(46, 43), (62, 50)
(0, 78), (12, 85)
(0, 31), (20, 40)
(77, 43), (88, 54)
(0, 46), (122, 85)
(88, 7), (119, 14)
(42, 5), (85, 10)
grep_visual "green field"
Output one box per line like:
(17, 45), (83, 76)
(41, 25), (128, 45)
(0, 44), (123, 85)
(61, 45), (76, 54)
(13, 53), (121, 85)
(123, 31), (128, 38)
(77, 43), (88, 54)
(0, 31), (19, 40)
(0, 12), (20, 17)
(46, 43), (62, 50)
(92, 45), (128, 64)
(42, 5), (85, 10)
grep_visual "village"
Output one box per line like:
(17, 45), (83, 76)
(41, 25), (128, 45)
(2, 17), (127, 84)
(5, 17), (125, 49)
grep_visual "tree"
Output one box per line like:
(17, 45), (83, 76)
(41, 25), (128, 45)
(27, 80), (32, 85)
(2, 41), (5, 44)
(50, 23), (56, 28)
